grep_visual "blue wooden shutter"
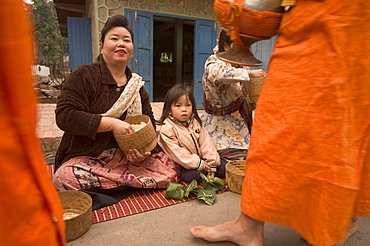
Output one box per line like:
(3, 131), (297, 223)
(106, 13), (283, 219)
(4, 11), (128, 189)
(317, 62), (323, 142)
(67, 17), (92, 71)
(251, 35), (278, 71)
(193, 19), (216, 109)
(125, 10), (154, 102)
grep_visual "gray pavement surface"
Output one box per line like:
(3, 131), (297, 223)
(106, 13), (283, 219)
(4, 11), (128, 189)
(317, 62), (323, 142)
(37, 103), (370, 246)
(67, 190), (370, 246)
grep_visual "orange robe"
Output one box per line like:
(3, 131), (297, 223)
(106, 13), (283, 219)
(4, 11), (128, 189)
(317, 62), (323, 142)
(0, 1), (65, 245)
(241, 1), (370, 245)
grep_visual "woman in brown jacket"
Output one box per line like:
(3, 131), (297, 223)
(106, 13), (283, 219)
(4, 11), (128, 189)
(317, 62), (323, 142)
(53, 15), (179, 191)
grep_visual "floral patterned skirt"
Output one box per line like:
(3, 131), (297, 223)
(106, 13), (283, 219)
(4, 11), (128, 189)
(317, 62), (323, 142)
(201, 111), (250, 151)
(53, 148), (180, 191)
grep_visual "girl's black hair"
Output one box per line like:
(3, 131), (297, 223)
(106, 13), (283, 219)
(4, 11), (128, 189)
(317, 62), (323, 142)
(218, 30), (232, 52)
(159, 84), (202, 125)
(100, 15), (134, 44)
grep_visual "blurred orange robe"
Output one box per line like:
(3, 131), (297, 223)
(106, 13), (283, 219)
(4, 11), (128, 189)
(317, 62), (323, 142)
(0, 1), (65, 245)
(241, 1), (370, 245)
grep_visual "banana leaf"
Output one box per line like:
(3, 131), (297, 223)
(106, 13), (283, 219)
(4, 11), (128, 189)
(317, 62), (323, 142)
(200, 173), (226, 191)
(197, 189), (217, 205)
(165, 182), (184, 200)
(183, 179), (198, 197)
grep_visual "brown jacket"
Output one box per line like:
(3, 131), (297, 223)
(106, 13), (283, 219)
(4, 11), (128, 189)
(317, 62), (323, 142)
(55, 59), (155, 170)
(158, 118), (220, 170)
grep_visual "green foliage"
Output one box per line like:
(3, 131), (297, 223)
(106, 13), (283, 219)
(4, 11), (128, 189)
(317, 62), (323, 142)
(200, 173), (226, 191)
(183, 179), (199, 197)
(196, 189), (217, 206)
(32, 0), (68, 75)
(165, 182), (185, 200)
(165, 174), (226, 205)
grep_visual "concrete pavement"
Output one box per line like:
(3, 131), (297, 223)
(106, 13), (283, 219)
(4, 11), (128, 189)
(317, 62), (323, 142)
(36, 103), (370, 246)
(66, 190), (370, 246)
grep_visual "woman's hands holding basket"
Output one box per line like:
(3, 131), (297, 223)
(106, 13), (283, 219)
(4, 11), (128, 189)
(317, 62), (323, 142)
(99, 117), (134, 135)
(244, 66), (267, 78)
(126, 149), (151, 162)
(110, 119), (151, 162)
(111, 119), (135, 135)
(101, 115), (156, 162)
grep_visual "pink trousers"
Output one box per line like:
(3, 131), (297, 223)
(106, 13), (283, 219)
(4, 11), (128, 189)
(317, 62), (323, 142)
(53, 148), (180, 191)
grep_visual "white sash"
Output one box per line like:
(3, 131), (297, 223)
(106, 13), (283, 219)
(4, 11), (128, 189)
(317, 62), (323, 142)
(102, 73), (144, 119)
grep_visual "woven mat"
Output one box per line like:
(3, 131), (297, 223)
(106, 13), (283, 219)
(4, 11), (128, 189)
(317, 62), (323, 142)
(92, 184), (193, 223)
(46, 164), (227, 224)
(92, 182), (228, 224)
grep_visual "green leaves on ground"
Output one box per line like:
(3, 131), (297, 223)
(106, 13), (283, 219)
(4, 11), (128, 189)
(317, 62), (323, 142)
(196, 189), (217, 206)
(183, 179), (199, 197)
(165, 174), (226, 205)
(200, 173), (226, 191)
(165, 182), (185, 200)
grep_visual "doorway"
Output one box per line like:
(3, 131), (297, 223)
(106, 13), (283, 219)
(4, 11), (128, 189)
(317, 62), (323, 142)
(153, 16), (194, 101)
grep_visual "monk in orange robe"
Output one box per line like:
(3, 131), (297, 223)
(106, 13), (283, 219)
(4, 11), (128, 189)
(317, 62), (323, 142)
(191, 0), (370, 245)
(0, 1), (65, 245)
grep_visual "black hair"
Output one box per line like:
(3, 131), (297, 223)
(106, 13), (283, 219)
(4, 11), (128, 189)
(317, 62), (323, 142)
(159, 84), (202, 125)
(100, 15), (134, 44)
(218, 30), (232, 52)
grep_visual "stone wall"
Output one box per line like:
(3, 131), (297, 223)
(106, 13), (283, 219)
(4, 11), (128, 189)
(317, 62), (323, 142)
(90, 0), (216, 58)
(98, 0), (215, 22)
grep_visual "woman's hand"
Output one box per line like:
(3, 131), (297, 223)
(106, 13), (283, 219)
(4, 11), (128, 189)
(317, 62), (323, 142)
(98, 117), (135, 134)
(200, 162), (210, 172)
(126, 149), (151, 162)
(111, 119), (135, 135)
(247, 69), (267, 78)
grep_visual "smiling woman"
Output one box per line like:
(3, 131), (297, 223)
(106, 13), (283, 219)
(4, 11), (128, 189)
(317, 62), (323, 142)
(100, 26), (133, 86)
(52, 15), (180, 195)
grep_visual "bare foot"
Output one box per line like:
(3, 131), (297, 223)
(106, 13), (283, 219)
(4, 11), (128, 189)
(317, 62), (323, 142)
(303, 216), (359, 246)
(332, 216), (359, 246)
(348, 216), (359, 237)
(190, 212), (264, 246)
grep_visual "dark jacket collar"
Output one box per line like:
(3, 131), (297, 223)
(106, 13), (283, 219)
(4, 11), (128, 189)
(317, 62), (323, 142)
(99, 56), (133, 85)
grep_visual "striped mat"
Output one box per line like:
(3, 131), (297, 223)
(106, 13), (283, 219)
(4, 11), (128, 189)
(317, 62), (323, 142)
(46, 163), (227, 224)
(218, 148), (247, 161)
(92, 183), (198, 224)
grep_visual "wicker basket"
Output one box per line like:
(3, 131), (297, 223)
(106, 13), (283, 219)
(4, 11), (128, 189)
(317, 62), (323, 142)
(114, 115), (157, 155)
(57, 191), (92, 242)
(226, 160), (246, 194)
(246, 75), (267, 103)
(213, 0), (283, 39)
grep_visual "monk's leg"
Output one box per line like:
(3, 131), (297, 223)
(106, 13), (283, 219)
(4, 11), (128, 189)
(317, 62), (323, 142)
(303, 216), (359, 246)
(332, 216), (359, 246)
(190, 212), (264, 246)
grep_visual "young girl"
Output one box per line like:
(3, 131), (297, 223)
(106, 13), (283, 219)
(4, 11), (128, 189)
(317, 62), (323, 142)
(157, 84), (226, 183)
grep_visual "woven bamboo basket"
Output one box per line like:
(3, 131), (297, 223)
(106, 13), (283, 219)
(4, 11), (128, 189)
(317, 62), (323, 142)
(246, 75), (267, 103)
(57, 191), (92, 242)
(213, 0), (283, 40)
(226, 160), (246, 194)
(114, 114), (157, 155)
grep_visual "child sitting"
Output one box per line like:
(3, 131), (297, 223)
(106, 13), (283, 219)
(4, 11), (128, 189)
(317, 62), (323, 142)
(157, 84), (226, 183)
